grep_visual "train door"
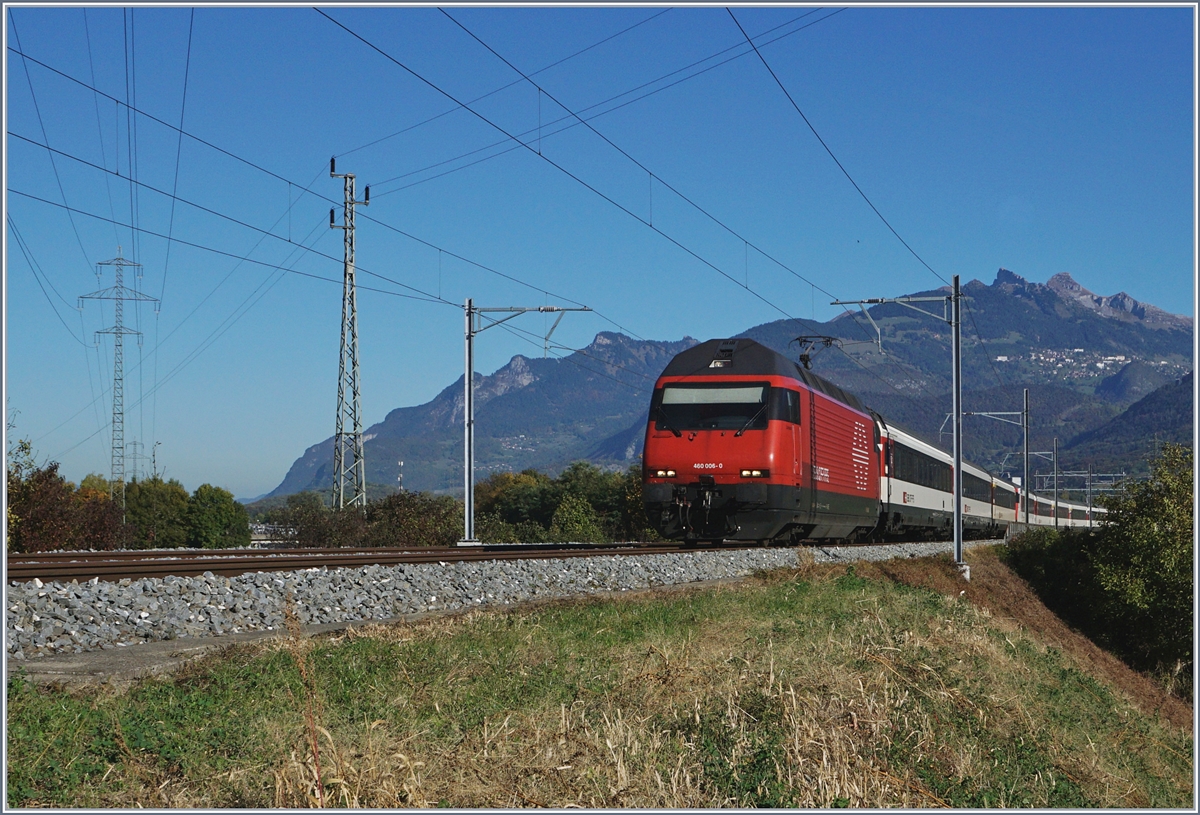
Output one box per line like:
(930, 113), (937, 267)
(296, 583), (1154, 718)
(787, 389), (801, 487)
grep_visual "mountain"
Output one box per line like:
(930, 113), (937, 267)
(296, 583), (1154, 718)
(1093, 360), (1174, 403)
(1061, 372), (1194, 475)
(1044, 272), (1192, 331)
(265, 270), (1192, 498)
(267, 333), (697, 497)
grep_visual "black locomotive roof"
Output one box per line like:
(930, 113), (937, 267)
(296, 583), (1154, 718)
(658, 338), (867, 413)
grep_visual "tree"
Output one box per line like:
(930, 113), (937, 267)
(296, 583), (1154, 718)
(619, 462), (660, 542)
(79, 473), (111, 494)
(6, 438), (122, 552)
(366, 491), (461, 548)
(1090, 443), (1193, 681)
(125, 476), (190, 549)
(186, 484), (251, 549)
(547, 492), (605, 543)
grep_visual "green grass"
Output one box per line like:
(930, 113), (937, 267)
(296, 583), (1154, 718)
(6, 559), (1194, 808)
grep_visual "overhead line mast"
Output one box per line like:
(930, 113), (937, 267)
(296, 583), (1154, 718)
(833, 275), (967, 579)
(330, 158), (369, 511)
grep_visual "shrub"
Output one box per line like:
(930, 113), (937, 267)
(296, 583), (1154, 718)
(365, 491), (462, 548)
(125, 477), (190, 549)
(6, 440), (123, 553)
(1091, 443), (1192, 691)
(1003, 443), (1193, 698)
(547, 493), (605, 543)
(186, 484), (251, 549)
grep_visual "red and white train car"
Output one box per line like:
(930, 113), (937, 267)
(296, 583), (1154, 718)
(643, 338), (1102, 543)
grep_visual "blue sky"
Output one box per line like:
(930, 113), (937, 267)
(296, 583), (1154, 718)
(4, 4), (1194, 500)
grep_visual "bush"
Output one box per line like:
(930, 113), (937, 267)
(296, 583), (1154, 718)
(186, 484), (251, 549)
(547, 493), (605, 543)
(1003, 443), (1193, 698)
(267, 490), (463, 548)
(125, 477), (190, 549)
(473, 461), (656, 543)
(6, 440), (123, 553)
(365, 491), (461, 548)
(1091, 443), (1192, 692)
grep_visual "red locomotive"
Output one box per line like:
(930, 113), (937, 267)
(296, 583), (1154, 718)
(642, 338), (1100, 543)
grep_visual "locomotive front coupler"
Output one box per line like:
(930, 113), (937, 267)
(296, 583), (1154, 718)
(697, 475), (723, 524)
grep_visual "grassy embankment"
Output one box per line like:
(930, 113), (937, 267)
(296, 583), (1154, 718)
(6, 546), (1193, 808)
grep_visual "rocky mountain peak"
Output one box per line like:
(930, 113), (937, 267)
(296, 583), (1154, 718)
(994, 268), (1028, 287)
(992, 268), (1191, 331)
(1046, 271), (1084, 294)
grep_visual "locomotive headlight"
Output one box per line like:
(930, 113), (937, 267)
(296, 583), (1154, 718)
(653, 469), (676, 478)
(740, 469), (769, 478)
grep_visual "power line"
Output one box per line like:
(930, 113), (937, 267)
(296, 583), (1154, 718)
(726, 8), (949, 289)
(7, 43), (637, 341)
(6, 214), (86, 345)
(9, 133), (452, 306)
(7, 10), (93, 276)
(43, 215), (332, 460)
(366, 8), (840, 196)
(316, 9), (934, 407)
(8, 189), (446, 305)
(336, 7), (673, 160)
(82, 8), (122, 247)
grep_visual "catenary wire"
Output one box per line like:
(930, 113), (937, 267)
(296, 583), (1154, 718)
(440, 8), (875, 346)
(726, 8), (948, 289)
(336, 7), (673, 160)
(160, 7), (195, 308)
(367, 8), (837, 195)
(316, 9), (937, 408)
(154, 8), (196, 463)
(6, 44), (636, 341)
(962, 296), (1008, 389)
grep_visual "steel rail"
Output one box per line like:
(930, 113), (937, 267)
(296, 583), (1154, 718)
(5, 541), (788, 583)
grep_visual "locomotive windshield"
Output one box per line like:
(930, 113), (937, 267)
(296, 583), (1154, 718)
(654, 383), (769, 432)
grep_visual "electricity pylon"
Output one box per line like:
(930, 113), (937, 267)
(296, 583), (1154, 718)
(329, 158), (369, 510)
(79, 249), (158, 510)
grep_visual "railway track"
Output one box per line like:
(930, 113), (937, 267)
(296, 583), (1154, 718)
(5, 540), (793, 584)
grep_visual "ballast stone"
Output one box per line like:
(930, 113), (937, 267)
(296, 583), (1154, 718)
(5, 541), (993, 660)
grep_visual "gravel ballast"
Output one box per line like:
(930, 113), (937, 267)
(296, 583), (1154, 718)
(5, 541), (991, 661)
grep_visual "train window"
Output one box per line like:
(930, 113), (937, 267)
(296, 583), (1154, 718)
(891, 442), (952, 492)
(963, 473), (991, 502)
(654, 383), (770, 431)
(994, 487), (1016, 509)
(770, 388), (801, 424)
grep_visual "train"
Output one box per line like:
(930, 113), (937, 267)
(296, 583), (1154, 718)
(641, 338), (1102, 543)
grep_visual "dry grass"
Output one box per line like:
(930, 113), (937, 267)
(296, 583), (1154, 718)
(858, 547), (1193, 733)
(7, 548), (1193, 808)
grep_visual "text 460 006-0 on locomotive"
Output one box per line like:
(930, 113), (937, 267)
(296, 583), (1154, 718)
(641, 338), (1100, 544)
